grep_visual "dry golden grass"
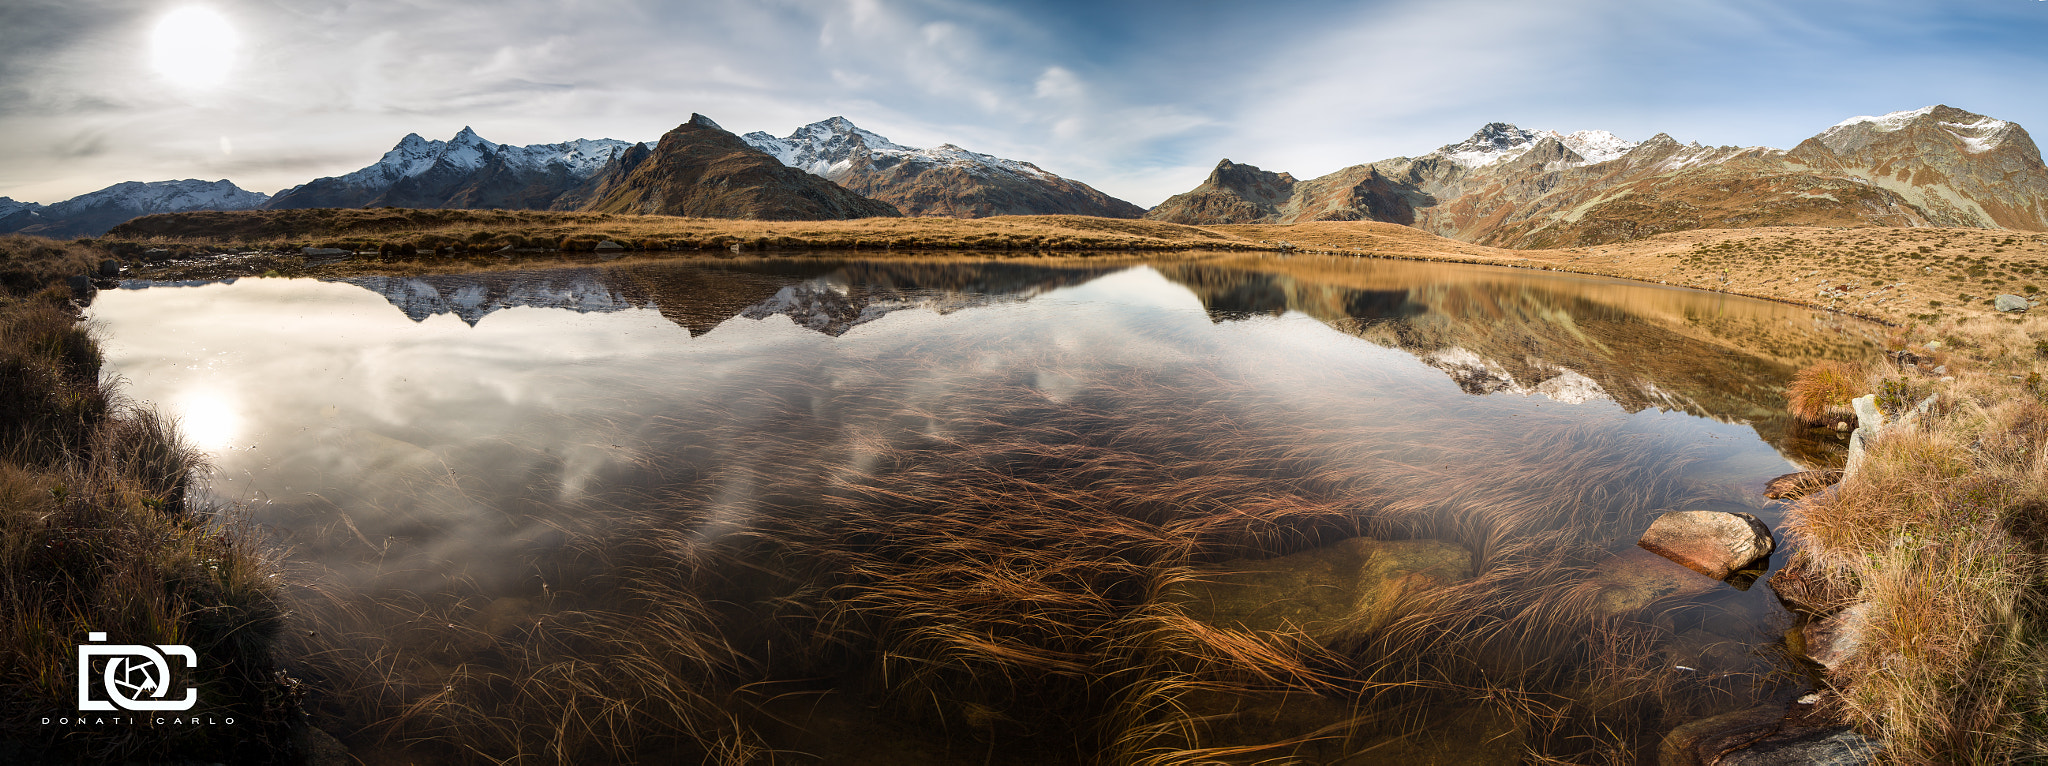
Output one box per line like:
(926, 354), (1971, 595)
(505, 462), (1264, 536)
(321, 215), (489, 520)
(105, 208), (1254, 256)
(1785, 361), (1869, 425)
(1777, 314), (2048, 761)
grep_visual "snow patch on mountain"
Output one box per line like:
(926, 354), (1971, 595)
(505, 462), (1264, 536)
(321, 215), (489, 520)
(1434, 124), (1643, 169)
(1437, 123), (1547, 168)
(0, 197), (42, 217)
(48, 179), (268, 215)
(741, 117), (1052, 182)
(1940, 117), (2011, 154)
(1831, 105), (1937, 133)
(1557, 130), (1639, 164)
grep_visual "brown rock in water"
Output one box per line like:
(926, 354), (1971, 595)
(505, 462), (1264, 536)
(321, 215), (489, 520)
(1766, 553), (1852, 615)
(1638, 510), (1774, 580)
(1764, 470), (1843, 500)
(1164, 537), (1473, 643)
(1660, 700), (1881, 766)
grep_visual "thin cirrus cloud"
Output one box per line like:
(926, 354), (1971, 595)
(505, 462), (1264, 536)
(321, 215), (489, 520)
(0, 0), (2042, 208)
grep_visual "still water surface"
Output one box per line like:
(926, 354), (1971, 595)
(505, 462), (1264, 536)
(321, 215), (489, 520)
(90, 253), (1878, 762)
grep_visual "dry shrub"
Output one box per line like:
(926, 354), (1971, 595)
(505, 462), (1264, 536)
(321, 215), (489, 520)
(1785, 360), (1867, 425)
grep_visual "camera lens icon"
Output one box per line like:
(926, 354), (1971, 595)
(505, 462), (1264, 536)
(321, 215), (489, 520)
(78, 632), (198, 712)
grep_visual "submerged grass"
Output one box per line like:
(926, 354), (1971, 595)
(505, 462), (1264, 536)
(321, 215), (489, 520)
(271, 308), (1779, 764)
(0, 236), (294, 761)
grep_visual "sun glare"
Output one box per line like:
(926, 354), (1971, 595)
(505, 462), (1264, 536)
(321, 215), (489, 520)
(149, 7), (239, 89)
(175, 390), (241, 452)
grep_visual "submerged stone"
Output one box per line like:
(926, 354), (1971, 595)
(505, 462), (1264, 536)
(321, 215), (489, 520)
(594, 240), (625, 251)
(1591, 547), (1719, 614)
(1637, 510), (1773, 580)
(1180, 690), (1524, 764)
(1802, 601), (1872, 671)
(1660, 702), (1881, 766)
(1165, 537), (1474, 643)
(1763, 470), (1843, 500)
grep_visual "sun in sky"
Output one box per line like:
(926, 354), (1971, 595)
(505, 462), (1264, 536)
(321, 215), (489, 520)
(149, 6), (239, 89)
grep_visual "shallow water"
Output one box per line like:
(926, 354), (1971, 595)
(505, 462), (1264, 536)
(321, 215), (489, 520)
(91, 253), (1879, 762)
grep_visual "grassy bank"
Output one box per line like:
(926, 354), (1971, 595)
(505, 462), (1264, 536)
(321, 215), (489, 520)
(104, 208), (1255, 256)
(1776, 317), (2048, 761)
(0, 236), (294, 762)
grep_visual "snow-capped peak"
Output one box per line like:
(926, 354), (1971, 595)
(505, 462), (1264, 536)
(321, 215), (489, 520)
(1830, 105), (1937, 132)
(739, 116), (1051, 182)
(0, 197), (42, 217)
(1438, 123), (1545, 168)
(47, 179), (268, 215)
(320, 128), (634, 192)
(1818, 105), (2013, 154)
(1434, 123), (1640, 168)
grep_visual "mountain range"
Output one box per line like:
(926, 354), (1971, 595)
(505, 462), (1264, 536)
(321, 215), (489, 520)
(1146, 104), (2048, 248)
(8, 105), (2045, 245)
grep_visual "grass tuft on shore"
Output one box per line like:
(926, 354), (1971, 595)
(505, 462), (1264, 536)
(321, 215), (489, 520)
(0, 235), (294, 762)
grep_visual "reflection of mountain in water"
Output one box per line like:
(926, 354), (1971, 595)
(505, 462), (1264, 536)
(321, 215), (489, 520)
(309, 255), (1874, 463)
(328, 260), (1118, 336)
(1152, 256), (1881, 464)
(335, 271), (647, 325)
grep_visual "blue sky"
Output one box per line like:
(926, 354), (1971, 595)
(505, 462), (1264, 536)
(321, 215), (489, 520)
(2, 0), (2044, 207)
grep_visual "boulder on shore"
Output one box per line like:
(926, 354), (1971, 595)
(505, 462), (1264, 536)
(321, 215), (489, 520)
(1637, 510), (1773, 580)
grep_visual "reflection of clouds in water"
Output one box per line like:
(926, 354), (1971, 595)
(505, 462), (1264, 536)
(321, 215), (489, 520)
(87, 259), (1871, 600)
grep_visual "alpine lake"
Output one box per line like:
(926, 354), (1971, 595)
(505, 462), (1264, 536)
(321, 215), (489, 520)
(88, 251), (1879, 763)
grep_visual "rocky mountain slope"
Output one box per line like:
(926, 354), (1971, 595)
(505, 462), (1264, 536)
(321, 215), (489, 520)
(584, 114), (901, 220)
(1149, 105), (2048, 248)
(0, 180), (269, 238)
(266, 128), (636, 211)
(740, 117), (1143, 219)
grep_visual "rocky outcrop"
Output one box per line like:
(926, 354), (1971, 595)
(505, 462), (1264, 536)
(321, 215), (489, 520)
(1637, 510), (1774, 580)
(741, 117), (1144, 218)
(584, 115), (901, 220)
(1144, 160), (1299, 224)
(1152, 105), (2048, 247)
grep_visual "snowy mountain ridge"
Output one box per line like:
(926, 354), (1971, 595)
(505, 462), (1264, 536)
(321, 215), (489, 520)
(1433, 123), (1645, 169)
(285, 128), (637, 198)
(740, 117), (1052, 182)
(45, 179), (269, 215)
